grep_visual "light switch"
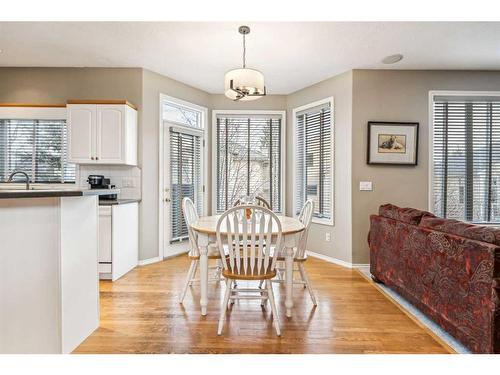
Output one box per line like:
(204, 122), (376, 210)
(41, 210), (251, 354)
(359, 181), (373, 191)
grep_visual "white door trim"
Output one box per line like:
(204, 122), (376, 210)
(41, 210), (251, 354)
(158, 93), (208, 260)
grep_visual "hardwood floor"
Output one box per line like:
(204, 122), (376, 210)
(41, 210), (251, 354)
(74, 255), (449, 354)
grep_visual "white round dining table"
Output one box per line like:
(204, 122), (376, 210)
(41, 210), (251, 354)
(190, 215), (305, 318)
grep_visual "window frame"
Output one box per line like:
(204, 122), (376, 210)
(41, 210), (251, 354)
(292, 97), (335, 226)
(428, 90), (500, 225)
(0, 106), (75, 186)
(211, 110), (286, 215)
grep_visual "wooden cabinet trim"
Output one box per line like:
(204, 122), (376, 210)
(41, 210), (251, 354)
(67, 100), (137, 110)
(0, 103), (66, 108)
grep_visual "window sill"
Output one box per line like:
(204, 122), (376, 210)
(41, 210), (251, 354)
(312, 217), (334, 226)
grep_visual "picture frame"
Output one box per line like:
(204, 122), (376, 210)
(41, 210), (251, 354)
(367, 121), (419, 165)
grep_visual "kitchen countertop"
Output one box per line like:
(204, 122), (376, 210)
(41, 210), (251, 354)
(98, 198), (141, 206)
(0, 188), (121, 199)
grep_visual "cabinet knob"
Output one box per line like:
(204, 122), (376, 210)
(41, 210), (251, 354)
(91, 156), (95, 160)
(96, 156), (99, 160)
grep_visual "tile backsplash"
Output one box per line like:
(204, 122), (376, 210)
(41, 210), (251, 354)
(77, 165), (141, 200)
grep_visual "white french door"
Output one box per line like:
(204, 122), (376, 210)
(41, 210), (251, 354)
(163, 121), (204, 257)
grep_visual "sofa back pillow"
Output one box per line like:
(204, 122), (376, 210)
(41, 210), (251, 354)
(420, 216), (500, 247)
(378, 204), (435, 225)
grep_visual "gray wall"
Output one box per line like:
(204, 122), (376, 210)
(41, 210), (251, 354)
(0, 67), (142, 106)
(351, 69), (500, 264)
(286, 71), (353, 263)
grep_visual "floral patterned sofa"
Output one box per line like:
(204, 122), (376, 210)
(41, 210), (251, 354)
(368, 204), (500, 353)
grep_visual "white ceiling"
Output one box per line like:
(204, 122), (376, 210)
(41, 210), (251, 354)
(0, 22), (499, 94)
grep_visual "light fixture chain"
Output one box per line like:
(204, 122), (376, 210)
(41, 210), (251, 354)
(242, 32), (246, 68)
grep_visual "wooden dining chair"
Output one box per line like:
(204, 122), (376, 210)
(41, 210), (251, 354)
(233, 196), (271, 210)
(255, 196), (271, 209)
(179, 197), (222, 304)
(272, 199), (317, 306)
(216, 205), (283, 336)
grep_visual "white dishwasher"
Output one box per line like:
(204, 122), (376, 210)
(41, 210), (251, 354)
(98, 202), (139, 281)
(98, 206), (113, 274)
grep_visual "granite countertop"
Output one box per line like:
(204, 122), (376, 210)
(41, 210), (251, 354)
(0, 188), (121, 199)
(98, 198), (141, 206)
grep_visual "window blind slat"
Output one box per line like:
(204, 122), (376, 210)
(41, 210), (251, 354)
(433, 100), (500, 223)
(215, 115), (282, 213)
(170, 129), (202, 242)
(0, 119), (75, 183)
(295, 104), (333, 221)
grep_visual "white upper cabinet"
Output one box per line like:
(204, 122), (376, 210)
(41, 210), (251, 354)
(67, 105), (96, 163)
(96, 105), (125, 163)
(67, 101), (138, 166)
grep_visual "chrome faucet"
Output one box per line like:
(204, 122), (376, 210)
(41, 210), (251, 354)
(7, 171), (30, 190)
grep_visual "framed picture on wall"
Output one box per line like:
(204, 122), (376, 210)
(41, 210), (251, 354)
(367, 121), (419, 165)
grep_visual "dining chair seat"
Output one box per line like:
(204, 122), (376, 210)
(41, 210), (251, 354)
(222, 260), (277, 280)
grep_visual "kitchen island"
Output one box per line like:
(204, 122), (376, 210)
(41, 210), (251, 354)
(0, 188), (118, 353)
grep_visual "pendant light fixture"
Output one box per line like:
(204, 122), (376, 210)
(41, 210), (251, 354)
(224, 25), (267, 101)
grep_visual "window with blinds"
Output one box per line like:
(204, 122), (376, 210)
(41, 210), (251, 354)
(295, 101), (333, 223)
(433, 96), (500, 223)
(170, 128), (202, 242)
(215, 114), (282, 213)
(0, 119), (75, 183)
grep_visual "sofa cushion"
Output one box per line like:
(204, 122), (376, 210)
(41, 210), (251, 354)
(378, 203), (435, 225)
(420, 216), (500, 247)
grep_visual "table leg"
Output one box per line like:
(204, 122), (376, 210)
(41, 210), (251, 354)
(198, 232), (209, 316)
(284, 242), (294, 318)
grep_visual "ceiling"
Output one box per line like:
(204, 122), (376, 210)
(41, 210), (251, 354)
(0, 22), (499, 94)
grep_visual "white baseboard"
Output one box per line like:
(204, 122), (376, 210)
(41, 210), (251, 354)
(138, 256), (163, 266)
(139, 251), (370, 270)
(307, 251), (369, 269)
(163, 249), (189, 259)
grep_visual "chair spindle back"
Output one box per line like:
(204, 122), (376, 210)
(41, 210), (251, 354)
(216, 205), (282, 276)
(296, 199), (314, 258)
(182, 197), (199, 256)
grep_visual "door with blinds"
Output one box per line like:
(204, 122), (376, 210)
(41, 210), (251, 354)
(164, 125), (203, 255)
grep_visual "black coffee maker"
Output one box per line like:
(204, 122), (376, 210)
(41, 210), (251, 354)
(87, 175), (117, 200)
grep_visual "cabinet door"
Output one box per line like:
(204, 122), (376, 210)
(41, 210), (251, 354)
(111, 203), (139, 281)
(96, 105), (126, 163)
(67, 105), (96, 163)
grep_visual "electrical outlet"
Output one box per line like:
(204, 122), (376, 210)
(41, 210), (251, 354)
(325, 233), (331, 242)
(122, 177), (134, 188)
